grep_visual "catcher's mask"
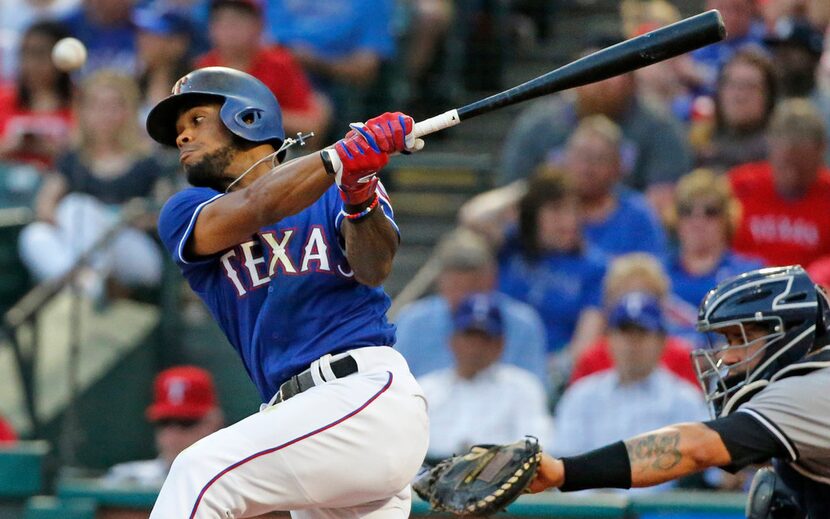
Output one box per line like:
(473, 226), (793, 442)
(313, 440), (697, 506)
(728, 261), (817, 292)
(146, 66), (286, 159)
(693, 265), (830, 417)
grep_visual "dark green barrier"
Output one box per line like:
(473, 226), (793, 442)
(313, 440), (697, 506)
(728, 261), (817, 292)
(57, 477), (746, 518)
(0, 442), (49, 499)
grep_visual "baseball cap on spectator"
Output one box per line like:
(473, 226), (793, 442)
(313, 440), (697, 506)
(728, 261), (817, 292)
(134, 7), (191, 36)
(210, 0), (263, 17)
(608, 292), (665, 333)
(453, 293), (504, 337)
(763, 18), (825, 58)
(146, 366), (218, 422)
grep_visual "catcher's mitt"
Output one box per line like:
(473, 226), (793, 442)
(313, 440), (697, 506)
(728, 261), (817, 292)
(413, 437), (542, 516)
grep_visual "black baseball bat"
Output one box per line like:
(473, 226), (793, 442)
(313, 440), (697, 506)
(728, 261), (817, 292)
(412, 9), (725, 139)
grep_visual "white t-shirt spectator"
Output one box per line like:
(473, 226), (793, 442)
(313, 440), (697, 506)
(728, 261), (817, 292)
(419, 363), (553, 460)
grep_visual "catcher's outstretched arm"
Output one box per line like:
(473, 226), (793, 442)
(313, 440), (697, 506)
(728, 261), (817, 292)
(530, 422), (731, 492)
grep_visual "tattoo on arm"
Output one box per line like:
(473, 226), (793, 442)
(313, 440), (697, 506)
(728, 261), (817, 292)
(626, 432), (683, 473)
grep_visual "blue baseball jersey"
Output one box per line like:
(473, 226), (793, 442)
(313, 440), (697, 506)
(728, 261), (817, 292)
(157, 183), (398, 402)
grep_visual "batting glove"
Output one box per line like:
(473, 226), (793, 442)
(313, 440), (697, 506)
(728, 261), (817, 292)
(322, 125), (387, 206)
(359, 112), (423, 153)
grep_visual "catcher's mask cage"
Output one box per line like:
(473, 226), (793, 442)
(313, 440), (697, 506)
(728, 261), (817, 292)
(692, 265), (830, 417)
(146, 66), (286, 159)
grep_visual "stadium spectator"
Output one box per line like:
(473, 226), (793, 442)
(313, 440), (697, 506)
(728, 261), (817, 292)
(728, 98), (830, 267)
(195, 0), (330, 144)
(264, 0), (395, 133)
(664, 169), (763, 347)
(18, 70), (167, 295)
(418, 293), (553, 461)
(570, 253), (699, 388)
(134, 6), (193, 113)
(104, 366), (223, 487)
(623, 1), (698, 123)
(0, 21), (75, 170)
(0, 0), (79, 82)
(493, 168), (606, 356)
(553, 291), (709, 492)
(463, 118), (669, 259)
(689, 0), (765, 92)
(61, 0), (139, 75)
(562, 116), (669, 258)
(763, 17), (825, 98)
(694, 48), (778, 171)
(394, 228), (549, 387)
(499, 40), (692, 215)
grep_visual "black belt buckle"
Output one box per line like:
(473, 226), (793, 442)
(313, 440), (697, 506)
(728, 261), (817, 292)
(276, 354), (358, 403)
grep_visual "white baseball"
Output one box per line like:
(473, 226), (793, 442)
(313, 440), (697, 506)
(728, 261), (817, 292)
(51, 37), (87, 72)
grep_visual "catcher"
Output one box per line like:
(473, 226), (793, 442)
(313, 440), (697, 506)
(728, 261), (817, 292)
(418, 266), (830, 518)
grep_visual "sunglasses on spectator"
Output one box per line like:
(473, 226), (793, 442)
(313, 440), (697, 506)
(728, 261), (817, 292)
(155, 418), (201, 428)
(677, 204), (723, 218)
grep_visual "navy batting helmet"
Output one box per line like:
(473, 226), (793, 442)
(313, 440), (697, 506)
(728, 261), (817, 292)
(694, 265), (830, 416)
(146, 67), (284, 151)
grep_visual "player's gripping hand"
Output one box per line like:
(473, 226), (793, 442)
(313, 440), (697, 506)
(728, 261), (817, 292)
(321, 112), (422, 205)
(357, 112), (423, 153)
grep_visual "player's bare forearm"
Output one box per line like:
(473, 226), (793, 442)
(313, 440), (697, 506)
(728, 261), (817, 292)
(189, 153), (333, 257)
(529, 422), (731, 492)
(625, 423), (730, 486)
(342, 206), (398, 287)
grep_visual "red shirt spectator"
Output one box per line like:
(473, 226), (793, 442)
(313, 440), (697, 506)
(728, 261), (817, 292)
(196, 47), (313, 114)
(0, 85), (73, 169)
(0, 415), (17, 443)
(199, 0), (329, 143)
(729, 161), (830, 267)
(570, 335), (699, 388)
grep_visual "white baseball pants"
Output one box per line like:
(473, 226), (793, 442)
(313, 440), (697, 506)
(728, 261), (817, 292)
(150, 347), (430, 519)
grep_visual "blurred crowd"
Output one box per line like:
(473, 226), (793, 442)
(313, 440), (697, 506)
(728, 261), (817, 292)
(0, 0), (829, 497)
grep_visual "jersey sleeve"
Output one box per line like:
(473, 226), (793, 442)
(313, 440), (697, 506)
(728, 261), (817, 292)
(737, 368), (830, 466)
(157, 188), (225, 287)
(704, 411), (788, 473)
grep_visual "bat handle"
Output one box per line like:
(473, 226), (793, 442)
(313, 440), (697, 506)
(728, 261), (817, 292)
(413, 109), (461, 139)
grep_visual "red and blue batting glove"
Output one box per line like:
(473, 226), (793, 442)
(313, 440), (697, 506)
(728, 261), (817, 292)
(320, 112), (421, 206)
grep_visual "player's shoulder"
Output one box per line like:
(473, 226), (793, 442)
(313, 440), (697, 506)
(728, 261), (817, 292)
(158, 187), (223, 238)
(160, 188), (222, 216)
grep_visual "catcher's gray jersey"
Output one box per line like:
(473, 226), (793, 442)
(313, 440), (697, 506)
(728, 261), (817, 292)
(738, 366), (830, 483)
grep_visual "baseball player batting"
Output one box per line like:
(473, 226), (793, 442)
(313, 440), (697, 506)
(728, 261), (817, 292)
(148, 67), (428, 518)
(527, 266), (830, 518)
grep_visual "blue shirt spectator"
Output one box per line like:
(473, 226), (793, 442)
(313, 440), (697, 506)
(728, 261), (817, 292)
(393, 229), (549, 387)
(61, 0), (138, 75)
(265, 0), (395, 62)
(396, 293), (549, 387)
(498, 244), (606, 353)
(584, 186), (668, 259)
(663, 168), (765, 348)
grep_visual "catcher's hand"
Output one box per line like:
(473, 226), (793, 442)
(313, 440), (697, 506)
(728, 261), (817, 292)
(413, 437), (543, 516)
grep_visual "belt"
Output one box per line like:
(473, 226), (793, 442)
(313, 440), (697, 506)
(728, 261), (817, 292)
(276, 353), (358, 403)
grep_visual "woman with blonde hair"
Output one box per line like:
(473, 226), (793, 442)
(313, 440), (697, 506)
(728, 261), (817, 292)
(19, 70), (173, 297)
(664, 168), (763, 346)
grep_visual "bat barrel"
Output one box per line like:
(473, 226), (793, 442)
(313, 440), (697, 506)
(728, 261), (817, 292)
(457, 9), (725, 121)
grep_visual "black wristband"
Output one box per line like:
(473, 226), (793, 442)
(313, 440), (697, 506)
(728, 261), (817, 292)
(560, 441), (632, 492)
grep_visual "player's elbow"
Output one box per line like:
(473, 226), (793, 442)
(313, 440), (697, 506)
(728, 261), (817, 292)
(681, 423), (731, 470)
(354, 265), (391, 287)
